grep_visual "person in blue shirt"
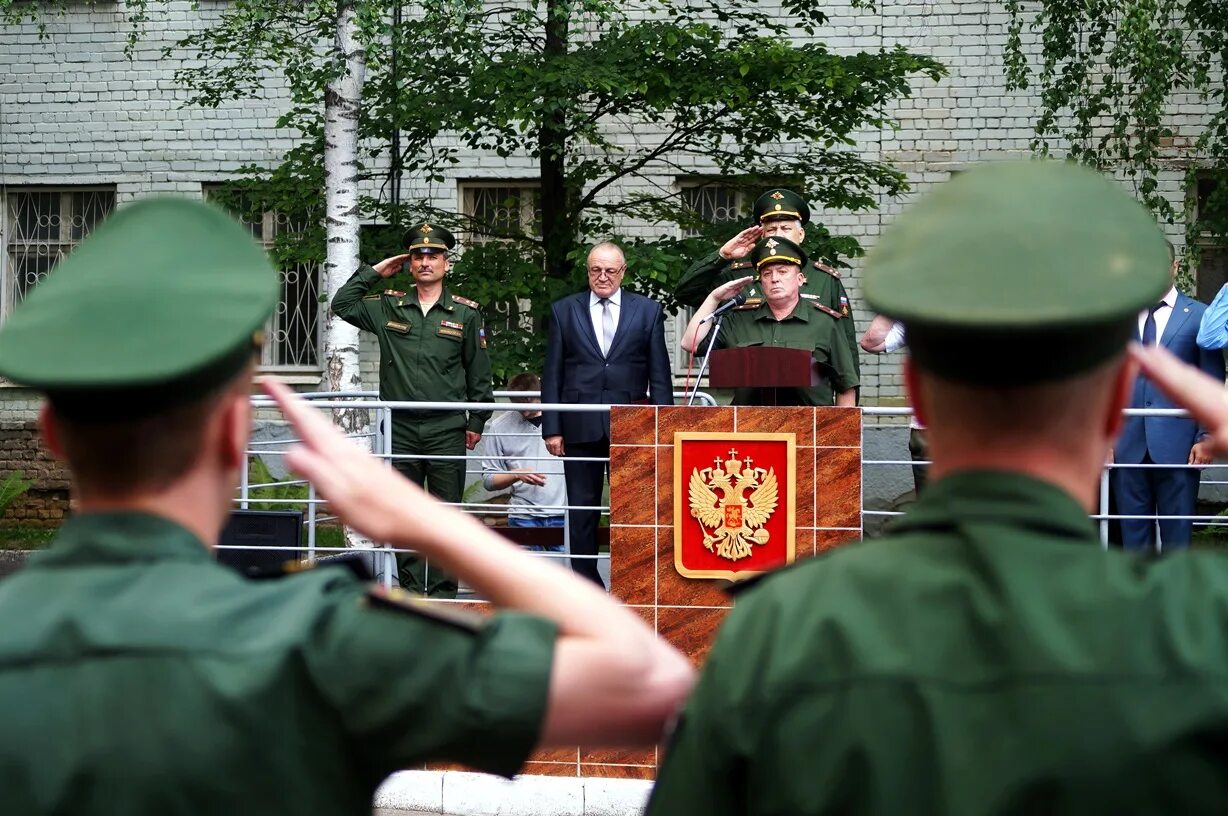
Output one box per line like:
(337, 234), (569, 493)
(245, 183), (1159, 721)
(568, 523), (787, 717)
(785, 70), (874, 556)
(1197, 279), (1228, 349)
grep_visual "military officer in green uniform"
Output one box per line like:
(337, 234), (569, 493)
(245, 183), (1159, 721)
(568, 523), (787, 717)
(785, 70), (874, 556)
(680, 235), (857, 406)
(650, 161), (1228, 814)
(675, 188), (859, 379)
(0, 198), (693, 815)
(332, 223), (493, 598)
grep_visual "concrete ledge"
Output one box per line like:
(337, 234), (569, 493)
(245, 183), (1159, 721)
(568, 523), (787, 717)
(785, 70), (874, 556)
(374, 770), (653, 816)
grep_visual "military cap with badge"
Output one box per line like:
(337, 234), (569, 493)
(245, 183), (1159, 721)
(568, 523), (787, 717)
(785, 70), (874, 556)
(0, 198), (278, 418)
(751, 235), (809, 270)
(753, 189), (811, 225)
(405, 222), (456, 254)
(864, 160), (1172, 385)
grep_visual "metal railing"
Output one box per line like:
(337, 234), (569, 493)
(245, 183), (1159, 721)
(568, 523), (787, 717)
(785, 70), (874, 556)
(232, 399), (1221, 590)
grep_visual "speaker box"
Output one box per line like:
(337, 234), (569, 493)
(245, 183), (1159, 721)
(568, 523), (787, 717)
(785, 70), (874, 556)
(216, 510), (304, 577)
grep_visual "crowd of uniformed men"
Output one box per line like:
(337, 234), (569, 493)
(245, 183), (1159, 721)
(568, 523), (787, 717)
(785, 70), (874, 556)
(7, 161), (1228, 814)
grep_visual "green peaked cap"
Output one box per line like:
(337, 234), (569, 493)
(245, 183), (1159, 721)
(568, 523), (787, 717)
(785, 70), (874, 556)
(864, 161), (1172, 384)
(0, 197), (278, 415)
(753, 189), (810, 225)
(404, 222), (456, 254)
(751, 236), (809, 271)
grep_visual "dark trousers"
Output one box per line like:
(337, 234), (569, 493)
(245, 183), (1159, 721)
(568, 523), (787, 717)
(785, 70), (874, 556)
(562, 439), (609, 588)
(907, 427), (929, 496)
(1113, 452), (1199, 553)
(392, 418), (464, 598)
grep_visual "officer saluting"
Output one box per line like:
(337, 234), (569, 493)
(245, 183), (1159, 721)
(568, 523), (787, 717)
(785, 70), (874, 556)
(675, 188), (858, 379)
(0, 199), (692, 814)
(332, 223), (493, 598)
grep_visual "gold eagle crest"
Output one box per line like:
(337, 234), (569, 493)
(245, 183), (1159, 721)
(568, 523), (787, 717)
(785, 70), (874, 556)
(688, 448), (779, 561)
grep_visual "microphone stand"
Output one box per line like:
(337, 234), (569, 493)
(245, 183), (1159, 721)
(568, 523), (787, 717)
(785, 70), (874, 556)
(687, 312), (727, 406)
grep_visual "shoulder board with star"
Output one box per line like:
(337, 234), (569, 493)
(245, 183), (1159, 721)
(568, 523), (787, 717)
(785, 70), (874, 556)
(382, 289), (407, 297)
(728, 260), (753, 270)
(243, 551), (374, 582)
(452, 295), (481, 310)
(734, 297), (763, 310)
(812, 261), (842, 279)
(363, 586), (488, 633)
(810, 301), (844, 319)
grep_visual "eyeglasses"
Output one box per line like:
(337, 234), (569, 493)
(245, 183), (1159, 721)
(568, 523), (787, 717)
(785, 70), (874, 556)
(587, 266), (625, 279)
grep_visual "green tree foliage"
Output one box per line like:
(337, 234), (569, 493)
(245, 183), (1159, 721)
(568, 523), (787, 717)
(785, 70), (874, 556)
(1003, 0), (1228, 276)
(3, 0), (944, 381)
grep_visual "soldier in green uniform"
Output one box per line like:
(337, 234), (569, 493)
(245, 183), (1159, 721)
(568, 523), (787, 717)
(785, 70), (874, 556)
(675, 188), (859, 379)
(650, 161), (1228, 814)
(680, 235), (857, 406)
(331, 223), (493, 598)
(0, 199), (693, 815)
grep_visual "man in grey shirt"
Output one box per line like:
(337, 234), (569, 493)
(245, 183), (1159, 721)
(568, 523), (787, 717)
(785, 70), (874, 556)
(483, 373), (567, 551)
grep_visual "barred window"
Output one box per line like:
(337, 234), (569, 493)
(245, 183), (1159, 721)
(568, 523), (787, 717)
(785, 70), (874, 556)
(460, 182), (541, 243)
(203, 185), (321, 371)
(1, 188), (115, 319)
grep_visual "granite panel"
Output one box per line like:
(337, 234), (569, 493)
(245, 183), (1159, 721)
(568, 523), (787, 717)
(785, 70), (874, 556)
(815, 447), (861, 529)
(579, 764), (656, 780)
(527, 746), (580, 764)
(609, 526), (656, 605)
(795, 445), (816, 529)
(794, 527), (816, 559)
(658, 606), (729, 667)
(658, 405), (735, 437)
(817, 528), (862, 553)
(656, 531), (734, 608)
(814, 406), (862, 448)
(655, 445), (674, 528)
(610, 406), (657, 446)
(580, 747), (656, 766)
(609, 445), (657, 526)
(519, 762), (580, 777)
(732, 406), (814, 446)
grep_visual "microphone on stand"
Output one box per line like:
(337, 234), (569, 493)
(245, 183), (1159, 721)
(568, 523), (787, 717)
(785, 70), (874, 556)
(699, 292), (748, 323)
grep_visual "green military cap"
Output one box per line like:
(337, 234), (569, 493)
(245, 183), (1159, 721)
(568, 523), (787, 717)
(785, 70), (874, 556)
(864, 160), (1172, 384)
(0, 198), (277, 419)
(404, 222), (456, 254)
(752, 236), (809, 271)
(753, 189), (810, 225)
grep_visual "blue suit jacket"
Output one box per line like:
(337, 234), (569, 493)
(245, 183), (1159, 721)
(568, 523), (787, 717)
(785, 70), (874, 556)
(541, 289), (674, 443)
(1117, 293), (1225, 464)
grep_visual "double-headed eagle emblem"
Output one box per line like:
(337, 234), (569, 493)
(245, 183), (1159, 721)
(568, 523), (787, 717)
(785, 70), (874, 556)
(688, 449), (779, 561)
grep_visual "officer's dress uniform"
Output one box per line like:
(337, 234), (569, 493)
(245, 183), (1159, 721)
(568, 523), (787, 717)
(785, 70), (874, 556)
(0, 512), (554, 815)
(701, 295), (858, 406)
(650, 471), (1228, 815)
(332, 260), (493, 596)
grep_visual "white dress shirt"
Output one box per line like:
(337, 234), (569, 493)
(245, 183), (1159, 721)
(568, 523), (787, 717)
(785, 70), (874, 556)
(589, 288), (622, 355)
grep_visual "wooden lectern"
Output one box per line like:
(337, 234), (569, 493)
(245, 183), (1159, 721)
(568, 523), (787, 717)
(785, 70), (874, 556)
(709, 346), (819, 404)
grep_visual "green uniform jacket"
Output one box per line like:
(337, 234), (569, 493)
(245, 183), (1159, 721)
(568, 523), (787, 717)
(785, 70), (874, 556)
(332, 265), (493, 434)
(676, 250), (858, 376)
(0, 512), (556, 815)
(649, 472), (1228, 815)
(701, 297), (859, 405)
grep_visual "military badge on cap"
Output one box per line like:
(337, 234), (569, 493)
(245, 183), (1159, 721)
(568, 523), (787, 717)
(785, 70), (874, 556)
(404, 222), (456, 254)
(752, 189), (811, 225)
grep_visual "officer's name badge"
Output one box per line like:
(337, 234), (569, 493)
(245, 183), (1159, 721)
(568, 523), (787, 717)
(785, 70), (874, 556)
(437, 327), (464, 339)
(385, 320), (411, 334)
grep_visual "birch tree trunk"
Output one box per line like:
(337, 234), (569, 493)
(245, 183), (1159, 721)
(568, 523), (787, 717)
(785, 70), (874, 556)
(321, 0), (370, 547)
(322, 0), (366, 418)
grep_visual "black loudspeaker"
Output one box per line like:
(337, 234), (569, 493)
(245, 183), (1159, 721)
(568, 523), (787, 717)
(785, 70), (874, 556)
(216, 510), (304, 577)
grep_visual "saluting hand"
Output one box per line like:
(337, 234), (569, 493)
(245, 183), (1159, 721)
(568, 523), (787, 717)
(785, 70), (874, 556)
(718, 226), (762, 261)
(711, 275), (756, 302)
(373, 253), (412, 278)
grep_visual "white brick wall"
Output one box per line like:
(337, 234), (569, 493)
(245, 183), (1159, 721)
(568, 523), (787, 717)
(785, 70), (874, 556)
(0, 0), (1214, 412)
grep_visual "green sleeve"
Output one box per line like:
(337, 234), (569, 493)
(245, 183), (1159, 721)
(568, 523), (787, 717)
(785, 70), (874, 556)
(463, 308), (494, 433)
(330, 265), (385, 334)
(675, 251), (731, 307)
(306, 589), (557, 779)
(835, 278), (860, 376)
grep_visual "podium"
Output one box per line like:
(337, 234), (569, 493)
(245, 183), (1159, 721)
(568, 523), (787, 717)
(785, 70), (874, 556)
(709, 346), (823, 405)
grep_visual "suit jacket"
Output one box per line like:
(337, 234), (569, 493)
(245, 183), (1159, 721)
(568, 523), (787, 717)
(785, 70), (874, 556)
(1117, 293), (1226, 464)
(542, 289), (674, 443)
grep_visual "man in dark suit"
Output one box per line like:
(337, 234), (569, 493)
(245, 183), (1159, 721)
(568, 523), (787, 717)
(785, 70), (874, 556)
(1114, 241), (1224, 551)
(542, 241), (674, 587)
